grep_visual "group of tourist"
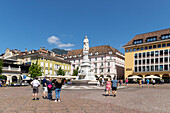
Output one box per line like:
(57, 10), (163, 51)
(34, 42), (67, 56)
(31, 76), (65, 102)
(105, 77), (119, 97)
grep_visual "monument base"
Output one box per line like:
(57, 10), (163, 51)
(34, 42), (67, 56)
(71, 80), (97, 86)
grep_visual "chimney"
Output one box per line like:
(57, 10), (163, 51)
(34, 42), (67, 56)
(18, 50), (21, 53)
(32, 49), (34, 53)
(43, 47), (45, 50)
(14, 49), (17, 53)
(25, 48), (27, 52)
(47, 49), (49, 52)
(40, 47), (42, 50)
(68, 50), (70, 53)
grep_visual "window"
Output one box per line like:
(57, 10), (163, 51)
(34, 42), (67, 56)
(101, 63), (103, 66)
(151, 66), (154, 71)
(126, 49), (128, 52)
(146, 37), (157, 42)
(95, 63), (97, 67)
(139, 53), (141, 58)
(145, 46), (148, 50)
(149, 46), (152, 49)
(151, 51), (154, 57)
(108, 62), (110, 66)
(159, 65), (163, 71)
(167, 43), (170, 47)
(158, 44), (161, 48)
(139, 66), (141, 72)
(151, 59), (154, 64)
(109, 51), (112, 54)
(161, 34), (170, 40)
(160, 58), (163, 63)
(155, 65), (158, 71)
(41, 62), (44, 67)
(135, 67), (137, 72)
(147, 59), (150, 64)
(165, 57), (168, 62)
(141, 47), (143, 50)
(50, 63), (52, 68)
(162, 44), (166, 47)
(143, 52), (145, 57)
(137, 48), (140, 51)
(101, 57), (103, 60)
(139, 60), (141, 65)
(155, 51), (159, 56)
(50, 70), (52, 75)
(79, 59), (81, 62)
(142, 66), (145, 72)
(135, 60), (137, 65)
(45, 70), (48, 74)
(95, 57), (97, 61)
(95, 52), (98, 55)
(95, 69), (97, 73)
(155, 58), (158, 63)
(89, 53), (92, 55)
(133, 48), (136, 51)
(143, 59), (145, 64)
(73, 55), (76, 57)
(108, 68), (110, 73)
(164, 50), (168, 55)
(129, 49), (132, 52)
(164, 65), (168, 70)
(134, 39), (143, 44)
(160, 50), (163, 56)
(147, 52), (150, 57)
(45, 63), (48, 67)
(153, 45), (156, 48)
(147, 66), (149, 71)
(134, 53), (137, 58)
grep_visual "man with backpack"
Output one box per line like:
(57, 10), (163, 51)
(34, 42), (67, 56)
(111, 77), (118, 97)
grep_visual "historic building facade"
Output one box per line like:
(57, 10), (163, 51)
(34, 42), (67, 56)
(1, 47), (71, 77)
(64, 45), (125, 79)
(123, 28), (170, 83)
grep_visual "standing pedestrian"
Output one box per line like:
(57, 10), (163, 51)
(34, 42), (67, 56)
(42, 76), (48, 99)
(152, 79), (155, 87)
(31, 77), (40, 100)
(119, 79), (122, 86)
(125, 78), (128, 86)
(102, 78), (104, 86)
(47, 78), (53, 100)
(97, 80), (100, 86)
(105, 78), (111, 96)
(146, 79), (150, 87)
(111, 77), (118, 97)
(54, 78), (65, 102)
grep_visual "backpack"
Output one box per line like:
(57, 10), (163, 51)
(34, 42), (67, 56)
(48, 84), (52, 89)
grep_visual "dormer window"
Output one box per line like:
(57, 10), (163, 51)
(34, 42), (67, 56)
(69, 56), (72, 58)
(73, 55), (76, 57)
(78, 54), (81, 57)
(146, 37), (157, 42)
(64, 57), (67, 59)
(109, 51), (112, 54)
(133, 39), (143, 44)
(95, 52), (98, 55)
(161, 34), (170, 40)
(89, 53), (92, 55)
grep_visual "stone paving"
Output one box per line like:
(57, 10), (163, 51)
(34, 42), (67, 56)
(0, 84), (170, 113)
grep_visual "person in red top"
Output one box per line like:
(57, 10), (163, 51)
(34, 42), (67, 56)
(105, 78), (111, 96)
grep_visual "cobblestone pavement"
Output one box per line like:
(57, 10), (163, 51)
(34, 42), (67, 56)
(0, 84), (170, 113)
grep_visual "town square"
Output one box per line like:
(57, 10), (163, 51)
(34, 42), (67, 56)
(1, 0), (170, 113)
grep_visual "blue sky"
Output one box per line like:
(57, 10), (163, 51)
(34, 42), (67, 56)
(0, 0), (170, 54)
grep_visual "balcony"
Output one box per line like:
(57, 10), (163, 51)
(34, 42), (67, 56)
(2, 66), (21, 72)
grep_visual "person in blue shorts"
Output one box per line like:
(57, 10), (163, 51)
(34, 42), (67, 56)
(111, 77), (118, 97)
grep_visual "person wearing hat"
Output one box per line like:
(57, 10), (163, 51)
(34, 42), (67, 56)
(31, 77), (40, 100)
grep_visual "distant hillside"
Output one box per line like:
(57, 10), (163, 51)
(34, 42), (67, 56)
(51, 48), (68, 56)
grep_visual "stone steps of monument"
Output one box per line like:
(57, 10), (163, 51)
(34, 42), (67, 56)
(62, 85), (127, 90)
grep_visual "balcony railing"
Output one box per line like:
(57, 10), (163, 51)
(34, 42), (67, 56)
(3, 67), (21, 71)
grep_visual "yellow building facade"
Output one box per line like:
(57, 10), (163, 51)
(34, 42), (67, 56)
(123, 28), (170, 83)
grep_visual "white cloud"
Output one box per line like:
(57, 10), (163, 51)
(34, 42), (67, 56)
(47, 36), (75, 49)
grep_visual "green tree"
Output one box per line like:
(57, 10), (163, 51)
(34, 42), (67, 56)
(0, 59), (3, 75)
(29, 61), (42, 78)
(72, 67), (79, 76)
(57, 67), (65, 76)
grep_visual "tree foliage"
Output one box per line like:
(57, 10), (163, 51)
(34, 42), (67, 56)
(29, 61), (42, 78)
(57, 67), (65, 76)
(72, 67), (79, 76)
(0, 59), (3, 75)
